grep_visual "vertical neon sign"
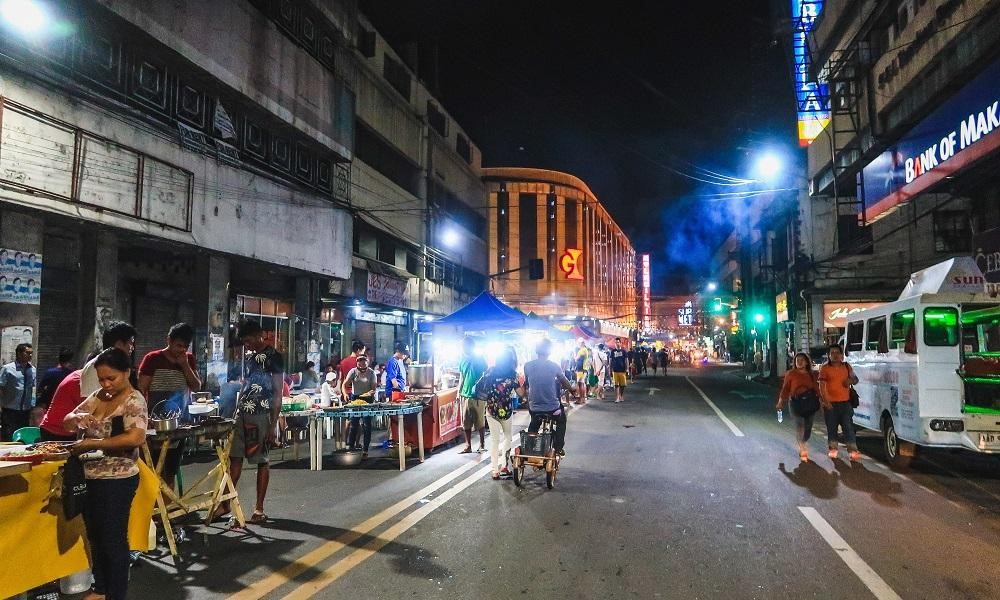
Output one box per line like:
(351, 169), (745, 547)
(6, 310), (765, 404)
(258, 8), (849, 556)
(641, 254), (651, 330)
(792, 0), (829, 147)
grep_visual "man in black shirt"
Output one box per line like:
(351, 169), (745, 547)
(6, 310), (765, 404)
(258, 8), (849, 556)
(609, 338), (629, 403)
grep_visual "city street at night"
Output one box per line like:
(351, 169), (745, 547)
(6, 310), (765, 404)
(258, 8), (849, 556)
(4, 1), (1000, 598)
(121, 366), (1000, 600)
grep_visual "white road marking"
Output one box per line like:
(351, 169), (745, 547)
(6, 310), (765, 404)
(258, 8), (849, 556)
(685, 377), (744, 437)
(798, 507), (903, 600)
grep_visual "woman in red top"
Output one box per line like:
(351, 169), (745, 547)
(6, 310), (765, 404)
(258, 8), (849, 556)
(776, 353), (819, 462)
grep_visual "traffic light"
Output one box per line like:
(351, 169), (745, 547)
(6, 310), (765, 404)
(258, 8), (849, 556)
(528, 258), (544, 280)
(754, 312), (765, 324)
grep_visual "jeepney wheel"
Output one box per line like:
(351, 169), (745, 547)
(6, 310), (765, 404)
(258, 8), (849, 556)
(882, 415), (915, 469)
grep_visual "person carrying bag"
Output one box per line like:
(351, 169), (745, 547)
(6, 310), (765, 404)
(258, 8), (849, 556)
(776, 352), (820, 462)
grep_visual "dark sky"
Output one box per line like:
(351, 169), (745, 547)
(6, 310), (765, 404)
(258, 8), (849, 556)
(360, 0), (797, 293)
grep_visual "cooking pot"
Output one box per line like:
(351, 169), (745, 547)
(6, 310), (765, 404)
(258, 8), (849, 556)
(151, 416), (179, 432)
(408, 364), (434, 389)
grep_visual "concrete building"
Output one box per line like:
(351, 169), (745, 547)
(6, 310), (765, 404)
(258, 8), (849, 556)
(0, 0), (486, 388)
(772, 0), (1000, 360)
(482, 168), (636, 338)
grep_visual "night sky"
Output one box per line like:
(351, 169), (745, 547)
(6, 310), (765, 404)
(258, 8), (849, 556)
(360, 0), (798, 293)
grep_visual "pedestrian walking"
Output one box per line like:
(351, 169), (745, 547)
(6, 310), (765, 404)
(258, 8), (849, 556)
(609, 338), (629, 403)
(818, 343), (861, 461)
(775, 352), (820, 462)
(0, 342), (36, 441)
(216, 320), (285, 525)
(457, 337), (488, 454)
(572, 339), (591, 403)
(591, 343), (608, 400)
(483, 346), (519, 479)
(649, 347), (658, 375)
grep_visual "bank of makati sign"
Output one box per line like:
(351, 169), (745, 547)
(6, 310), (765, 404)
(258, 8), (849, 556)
(861, 57), (1000, 222)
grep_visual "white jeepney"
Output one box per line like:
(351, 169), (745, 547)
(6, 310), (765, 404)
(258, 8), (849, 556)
(844, 258), (1000, 467)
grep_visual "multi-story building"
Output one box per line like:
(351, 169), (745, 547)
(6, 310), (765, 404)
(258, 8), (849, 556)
(0, 0), (487, 388)
(482, 168), (636, 339)
(767, 0), (1000, 364)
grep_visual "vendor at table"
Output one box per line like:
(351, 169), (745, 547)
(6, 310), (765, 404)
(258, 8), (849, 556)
(63, 348), (147, 600)
(342, 355), (378, 457)
(385, 342), (408, 400)
(138, 323), (201, 491)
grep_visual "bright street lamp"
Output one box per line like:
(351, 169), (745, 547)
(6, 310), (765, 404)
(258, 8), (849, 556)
(1, 0), (46, 34)
(441, 227), (460, 248)
(706, 282), (717, 292)
(753, 153), (783, 181)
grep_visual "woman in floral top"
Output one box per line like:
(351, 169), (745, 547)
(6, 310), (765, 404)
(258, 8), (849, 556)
(64, 348), (147, 600)
(484, 346), (520, 480)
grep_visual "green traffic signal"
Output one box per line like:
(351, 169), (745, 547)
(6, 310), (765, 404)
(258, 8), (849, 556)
(753, 312), (765, 323)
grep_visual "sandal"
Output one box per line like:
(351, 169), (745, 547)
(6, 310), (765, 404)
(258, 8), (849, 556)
(459, 447), (473, 454)
(848, 451), (862, 461)
(248, 511), (268, 524)
(491, 472), (500, 480)
(799, 451), (809, 462)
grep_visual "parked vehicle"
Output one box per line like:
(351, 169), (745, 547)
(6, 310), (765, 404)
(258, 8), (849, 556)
(844, 258), (1000, 467)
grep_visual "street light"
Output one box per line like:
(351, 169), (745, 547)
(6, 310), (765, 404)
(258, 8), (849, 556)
(1, 0), (46, 34)
(706, 282), (717, 292)
(753, 153), (783, 182)
(441, 227), (460, 249)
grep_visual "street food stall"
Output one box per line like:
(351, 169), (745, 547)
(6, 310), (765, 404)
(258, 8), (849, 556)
(0, 444), (157, 598)
(400, 292), (552, 452)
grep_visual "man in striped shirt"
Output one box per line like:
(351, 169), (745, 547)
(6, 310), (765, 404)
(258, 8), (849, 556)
(139, 323), (202, 490)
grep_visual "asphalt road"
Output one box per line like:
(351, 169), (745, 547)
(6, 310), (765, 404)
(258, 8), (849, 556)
(129, 365), (1000, 600)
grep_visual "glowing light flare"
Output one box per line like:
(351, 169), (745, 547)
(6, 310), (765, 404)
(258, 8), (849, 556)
(1, 0), (46, 34)
(442, 228), (460, 248)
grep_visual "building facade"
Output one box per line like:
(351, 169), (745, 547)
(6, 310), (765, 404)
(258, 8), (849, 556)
(482, 168), (636, 337)
(757, 0), (1000, 371)
(0, 0), (487, 388)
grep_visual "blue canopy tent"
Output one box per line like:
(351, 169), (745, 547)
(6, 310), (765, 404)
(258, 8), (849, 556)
(418, 291), (548, 334)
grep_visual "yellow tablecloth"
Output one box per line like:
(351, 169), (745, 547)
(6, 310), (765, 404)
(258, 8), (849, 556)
(0, 460), (158, 597)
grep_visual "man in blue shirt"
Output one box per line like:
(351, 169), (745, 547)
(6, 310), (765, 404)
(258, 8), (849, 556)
(1, 343), (36, 441)
(385, 342), (408, 399)
(522, 338), (577, 456)
(36, 347), (74, 409)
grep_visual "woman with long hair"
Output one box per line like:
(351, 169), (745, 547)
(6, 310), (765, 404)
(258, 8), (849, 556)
(484, 346), (520, 480)
(775, 352), (819, 462)
(64, 348), (148, 600)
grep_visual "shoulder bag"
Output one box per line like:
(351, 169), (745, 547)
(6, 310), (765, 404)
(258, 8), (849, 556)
(62, 455), (88, 519)
(846, 364), (860, 408)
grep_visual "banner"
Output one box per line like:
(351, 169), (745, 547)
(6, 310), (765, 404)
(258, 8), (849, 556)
(366, 272), (408, 308)
(0, 248), (41, 305)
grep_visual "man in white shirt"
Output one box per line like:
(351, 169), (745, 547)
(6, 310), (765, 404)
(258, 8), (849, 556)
(80, 321), (137, 399)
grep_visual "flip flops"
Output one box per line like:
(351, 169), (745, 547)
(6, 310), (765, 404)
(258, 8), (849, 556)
(248, 511), (268, 524)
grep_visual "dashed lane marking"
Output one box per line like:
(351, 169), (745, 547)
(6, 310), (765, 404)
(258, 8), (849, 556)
(798, 506), (903, 600)
(685, 377), (744, 437)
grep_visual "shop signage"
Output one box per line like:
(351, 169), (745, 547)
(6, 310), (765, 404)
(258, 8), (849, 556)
(366, 272), (409, 308)
(0, 248), (42, 305)
(678, 300), (694, 327)
(861, 57), (1000, 222)
(775, 291), (789, 323)
(974, 227), (1000, 295)
(791, 0), (829, 147)
(560, 248), (584, 280)
(641, 254), (651, 328)
(354, 309), (406, 326)
(823, 302), (884, 328)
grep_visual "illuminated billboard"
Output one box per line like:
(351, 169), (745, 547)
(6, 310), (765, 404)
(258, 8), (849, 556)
(560, 248), (584, 280)
(641, 254), (651, 329)
(791, 0), (829, 147)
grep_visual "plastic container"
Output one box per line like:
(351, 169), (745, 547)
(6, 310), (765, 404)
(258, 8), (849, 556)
(60, 568), (93, 594)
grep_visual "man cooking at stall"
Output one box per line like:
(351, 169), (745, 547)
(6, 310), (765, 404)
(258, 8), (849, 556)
(341, 355), (379, 458)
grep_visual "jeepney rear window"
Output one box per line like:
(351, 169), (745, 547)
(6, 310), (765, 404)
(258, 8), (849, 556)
(891, 309), (916, 353)
(845, 321), (864, 354)
(924, 307), (959, 346)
